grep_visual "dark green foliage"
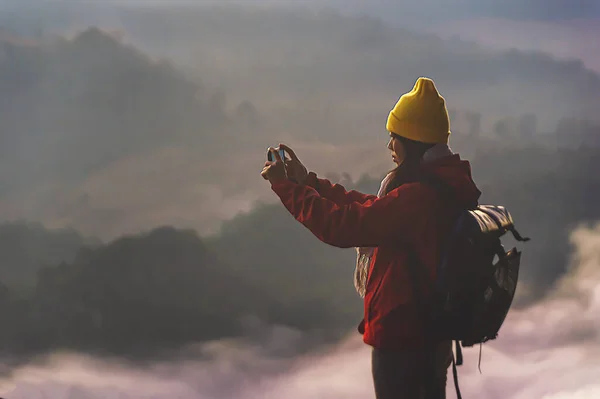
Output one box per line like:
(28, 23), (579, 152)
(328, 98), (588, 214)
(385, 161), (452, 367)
(0, 222), (97, 292)
(11, 227), (259, 355)
(206, 203), (362, 330)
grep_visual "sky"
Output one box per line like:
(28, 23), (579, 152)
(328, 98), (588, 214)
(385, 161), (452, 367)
(328, 0), (600, 21)
(83, 0), (599, 22)
(327, 0), (600, 72)
(9, 0), (595, 72)
(1, 0), (596, 73)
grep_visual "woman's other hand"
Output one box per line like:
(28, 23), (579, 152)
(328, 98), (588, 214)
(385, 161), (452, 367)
(279, 143), (308, 184)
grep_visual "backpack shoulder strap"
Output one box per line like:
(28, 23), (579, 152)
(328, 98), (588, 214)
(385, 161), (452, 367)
(407, 172), (463, 300)
(412, 173), (467, 399)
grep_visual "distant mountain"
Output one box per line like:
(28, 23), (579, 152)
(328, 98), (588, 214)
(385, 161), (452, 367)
(0, 27), (232, 189)
(0, 6), (598, 239)
(1, 5), (598, 136)
(102, 6), (600, 135)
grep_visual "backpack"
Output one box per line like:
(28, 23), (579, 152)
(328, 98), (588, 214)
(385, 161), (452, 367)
(411, 174), (530, 399)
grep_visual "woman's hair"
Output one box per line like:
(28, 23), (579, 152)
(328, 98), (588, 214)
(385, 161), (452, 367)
(383, 134), (435, 195)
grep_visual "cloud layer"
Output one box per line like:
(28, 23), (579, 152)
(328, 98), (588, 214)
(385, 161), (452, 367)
(2, 223), (599, 398)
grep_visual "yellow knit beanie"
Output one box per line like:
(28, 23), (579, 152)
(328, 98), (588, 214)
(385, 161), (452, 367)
(386, 77), (450, 144)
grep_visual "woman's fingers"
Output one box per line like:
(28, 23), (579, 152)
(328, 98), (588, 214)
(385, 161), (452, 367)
(278, 144), (298, 161)
(268, 147), (283, 163)
(261, 166), (270, 180)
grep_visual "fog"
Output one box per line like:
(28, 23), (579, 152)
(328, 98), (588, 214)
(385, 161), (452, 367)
(0, 2), (598, 399)
(0, 4), (598, 239)
(1, 223), (599, 399)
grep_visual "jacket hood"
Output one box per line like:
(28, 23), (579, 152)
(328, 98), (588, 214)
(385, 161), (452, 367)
(421, 154), (482, 207)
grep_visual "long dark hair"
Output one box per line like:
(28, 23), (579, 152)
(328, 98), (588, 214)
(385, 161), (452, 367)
(383, 134), (435, 195)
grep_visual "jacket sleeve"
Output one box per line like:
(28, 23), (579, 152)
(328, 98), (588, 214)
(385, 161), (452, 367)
(304, 172), (377, 205)
(271, 178), (432, 248)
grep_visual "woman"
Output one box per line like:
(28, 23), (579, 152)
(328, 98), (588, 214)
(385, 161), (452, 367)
(261, 77), (481, 398)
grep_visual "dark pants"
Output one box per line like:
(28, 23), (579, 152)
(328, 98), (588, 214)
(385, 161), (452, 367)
(371, 341), (452, 399)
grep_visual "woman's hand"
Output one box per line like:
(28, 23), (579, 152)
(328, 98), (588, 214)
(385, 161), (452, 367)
(279, 143), (308, 184)
(261, 147), (287, 184)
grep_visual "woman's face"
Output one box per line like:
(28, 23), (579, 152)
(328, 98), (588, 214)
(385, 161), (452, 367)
(387, 134), (405, 166)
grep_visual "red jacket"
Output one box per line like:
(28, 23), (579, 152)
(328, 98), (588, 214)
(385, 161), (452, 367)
(271, 155), (481, 349)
